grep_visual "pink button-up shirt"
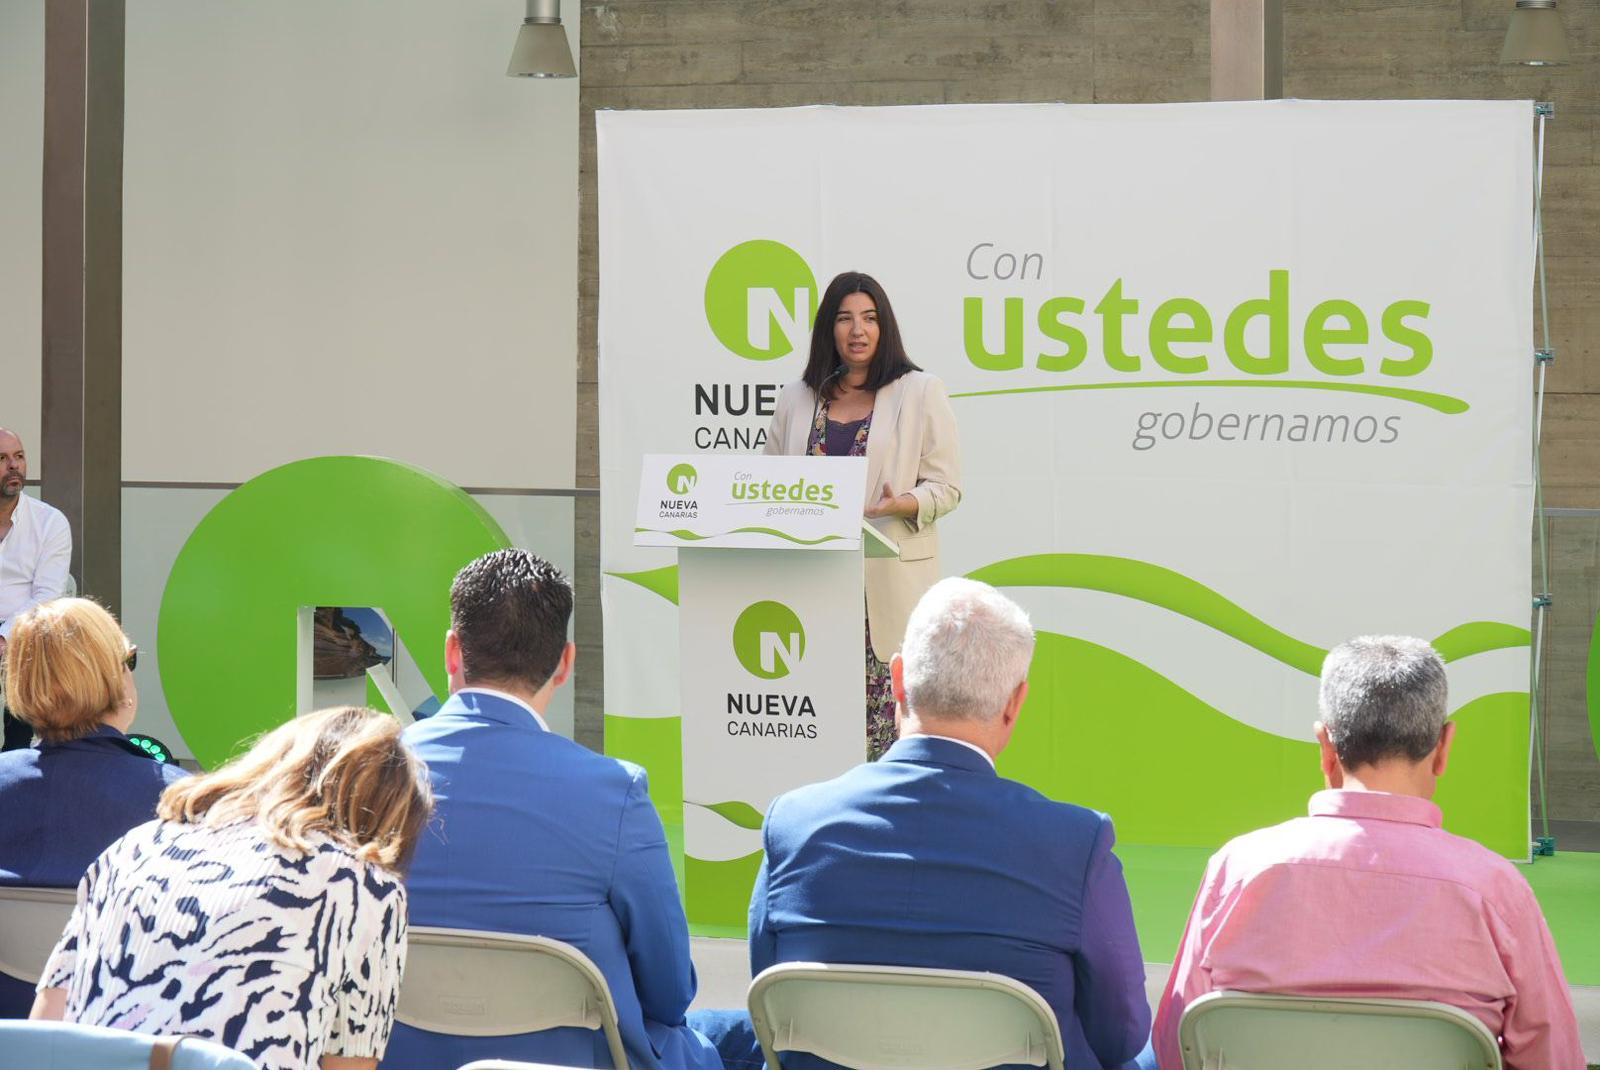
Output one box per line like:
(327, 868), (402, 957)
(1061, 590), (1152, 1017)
(1152, 789), (1583, 1070)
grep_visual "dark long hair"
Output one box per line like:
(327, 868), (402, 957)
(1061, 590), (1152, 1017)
(801, 272), (921, 401)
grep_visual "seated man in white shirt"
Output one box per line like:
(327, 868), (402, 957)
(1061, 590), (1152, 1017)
(0, 428), (73, 751)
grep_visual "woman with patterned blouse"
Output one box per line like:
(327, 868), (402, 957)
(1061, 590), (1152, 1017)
(30, 706), (433, 1070)
(764, 271), (963, 760)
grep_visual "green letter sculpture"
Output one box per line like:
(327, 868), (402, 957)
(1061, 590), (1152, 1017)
(158, 456), (510, 767)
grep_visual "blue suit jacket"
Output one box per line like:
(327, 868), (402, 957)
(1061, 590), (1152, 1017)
(752, 736), (1150, 1070)
(0, 726), (189, 1017)
(384, 690), (719, 1070)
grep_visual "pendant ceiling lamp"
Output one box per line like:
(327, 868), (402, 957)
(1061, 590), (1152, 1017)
(508, 0), (576, 79)
(1502, 0), (1571, 66)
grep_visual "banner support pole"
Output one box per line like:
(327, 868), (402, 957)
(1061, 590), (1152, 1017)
(1529, 101), (1554, 859)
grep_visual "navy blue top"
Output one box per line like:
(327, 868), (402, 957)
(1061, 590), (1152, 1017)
(823, 417), (866, 457)
(751, 736), (1150, 1070)
(0, 725), (189, 887)
(0, 725), (188, 1016)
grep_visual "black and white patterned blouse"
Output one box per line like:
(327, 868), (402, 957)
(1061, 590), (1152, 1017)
(41, 819), (408, 1070)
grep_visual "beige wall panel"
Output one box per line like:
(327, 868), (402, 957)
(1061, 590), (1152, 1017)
(1542, 394), (1600, 510)
(737, 36), (1094, 86)
(1540, 516), (1600, 823)
(1543, 257), (1600, 396)
(1093, 7), (1209, 103)
(1543, 163), (1600, 255)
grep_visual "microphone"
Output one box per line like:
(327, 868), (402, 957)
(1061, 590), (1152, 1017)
(811, 363), (849, 432)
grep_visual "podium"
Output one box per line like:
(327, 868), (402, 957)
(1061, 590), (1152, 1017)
(633, 453), (898, 932)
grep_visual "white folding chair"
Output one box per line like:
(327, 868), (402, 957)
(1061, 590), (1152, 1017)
(0, 885), (76, 986)
(1178, 990), (1503, 1070)
(747, 962), (1066, 1070)
(0, 1021), (257, 1069)
(396, 926), (630, 1070)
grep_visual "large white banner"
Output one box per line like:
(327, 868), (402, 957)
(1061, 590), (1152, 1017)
(599, 101), (1534, 930)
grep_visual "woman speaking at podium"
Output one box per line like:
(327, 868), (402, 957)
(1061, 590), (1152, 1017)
(764, 271), (962, 760)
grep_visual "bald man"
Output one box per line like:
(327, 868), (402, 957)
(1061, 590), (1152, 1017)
(0, 429), (73, 750)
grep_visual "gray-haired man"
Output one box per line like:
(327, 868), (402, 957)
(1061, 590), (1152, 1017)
(1148, 636), (1581, 1070)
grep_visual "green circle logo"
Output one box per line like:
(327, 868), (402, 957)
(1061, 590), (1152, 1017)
(704, 240), (818, 361)
(732, 600), (806, 680)
(667, 463), (699, 496)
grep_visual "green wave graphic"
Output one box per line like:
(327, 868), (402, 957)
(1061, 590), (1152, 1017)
(683, 850), (765, 936)
(949, 378), (1469, 414)
(690, 799), (766, 830)
(1002, 630), (1530, 859)
(610, 553), (1529, 678)
(605, 634), (1533, 938)
(634, 526), (847, 546)
(607, 565), (680, 605)
(968, 554), (1528, 675)
(1431, 621), (1534, 662)
(970, 553), (1327, 674)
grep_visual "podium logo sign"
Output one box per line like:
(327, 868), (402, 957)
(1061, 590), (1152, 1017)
(635, 454), (866, 547)
(705, 240), (817, 361)
(732, 600), (806, 679)
(656, 460), (701, 520)
(728, 598), (819, 739)
(667, 463), (699, 495)
(729, 471), (839, 517)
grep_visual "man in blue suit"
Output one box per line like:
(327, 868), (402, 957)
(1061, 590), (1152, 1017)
(694, 578), (1151, 1070)
(384, 549), (720, 1070)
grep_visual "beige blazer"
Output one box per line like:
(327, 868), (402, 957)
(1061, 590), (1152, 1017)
(764, 370), (962, 660)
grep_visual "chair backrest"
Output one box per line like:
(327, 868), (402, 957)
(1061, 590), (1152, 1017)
(747, 962), (1066, 1070)
(0, 1021), (257, 1070)
(0, 885), (76, 984)
(397, 925), (631, 1070)
(1178, 991), (1503, 1070)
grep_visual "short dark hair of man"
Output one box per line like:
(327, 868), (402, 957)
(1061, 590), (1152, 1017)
(449, 549), (572, 689)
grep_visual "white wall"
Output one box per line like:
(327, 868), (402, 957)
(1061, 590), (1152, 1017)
(122, 0), (578, 489)
(112, 0), (582, 756)
(1, 1), (582, 756)
(2, 1), (579, 487)
(0, 2), (43, 469)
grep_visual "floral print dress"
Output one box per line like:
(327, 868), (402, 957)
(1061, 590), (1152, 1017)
(809, 400), (897, 760)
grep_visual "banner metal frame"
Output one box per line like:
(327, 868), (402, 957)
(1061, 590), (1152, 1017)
(1529, 100), (1555, 859)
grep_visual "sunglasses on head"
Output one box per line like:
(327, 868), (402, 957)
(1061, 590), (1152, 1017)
(125, 645), (138, 672)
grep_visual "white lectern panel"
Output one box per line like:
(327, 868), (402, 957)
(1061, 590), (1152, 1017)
(678, 547), (865, 861)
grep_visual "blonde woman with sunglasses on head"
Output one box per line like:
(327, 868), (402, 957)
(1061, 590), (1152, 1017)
(31, 706), (433, 1070)
(0, 598), (187, 1015)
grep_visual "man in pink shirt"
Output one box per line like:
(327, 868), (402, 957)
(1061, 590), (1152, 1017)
(1148, 636), (1582, 1070)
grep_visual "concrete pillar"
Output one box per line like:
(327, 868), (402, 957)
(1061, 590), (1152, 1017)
(41, 0), (123, 613)
(1211, 0), (1283, 101)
